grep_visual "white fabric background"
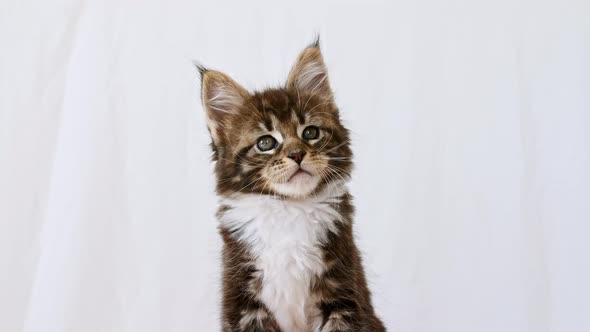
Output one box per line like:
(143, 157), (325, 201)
(1, 0), (589, 331)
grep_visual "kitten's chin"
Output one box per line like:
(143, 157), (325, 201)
(270, 172), (321, 199)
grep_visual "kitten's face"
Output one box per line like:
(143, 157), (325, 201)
(200, 43), (351, 199)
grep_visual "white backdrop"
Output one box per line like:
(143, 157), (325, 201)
(1, 0), (589, 331)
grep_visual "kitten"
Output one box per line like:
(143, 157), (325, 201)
(198, 40), (386, 332)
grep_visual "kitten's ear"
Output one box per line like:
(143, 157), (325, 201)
(199, 67), (249, 144)
(287, 41), (333, 101)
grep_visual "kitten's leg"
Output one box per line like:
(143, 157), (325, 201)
(317, 298), (386, 332)
(313, 275), (385, 332)
(317, 298), (361, 332)
(223, 301), (281, 332)
(237, 305), (281, 332)
(318, 305), (386, 332)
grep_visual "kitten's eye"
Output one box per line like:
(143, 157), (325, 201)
(302, 126), (320, 140)
(256, 135), (277, 152)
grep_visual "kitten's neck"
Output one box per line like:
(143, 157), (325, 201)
(218, 181), (349, 238)
(221, 180), (348, 209)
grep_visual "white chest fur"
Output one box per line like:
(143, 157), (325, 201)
(220, 185), (345, 332)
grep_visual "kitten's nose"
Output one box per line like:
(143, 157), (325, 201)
(287, 149), (306, 165)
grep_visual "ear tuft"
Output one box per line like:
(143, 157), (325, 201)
(287, 42), (333, 101)
(309, 34), (320, 48)
(193, 61), (208, 81)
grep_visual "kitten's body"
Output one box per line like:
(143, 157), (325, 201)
(199, 40), (385, 331)
(220, 183), (344, 331)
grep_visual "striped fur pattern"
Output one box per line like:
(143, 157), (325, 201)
(199, 40), (386, 332)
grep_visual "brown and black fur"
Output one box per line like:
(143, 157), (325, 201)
(199, 39), (386, 331)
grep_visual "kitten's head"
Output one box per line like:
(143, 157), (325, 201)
(199, 41), (352, 199)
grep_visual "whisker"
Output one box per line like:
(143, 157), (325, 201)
(233, 175), (265, 195)
(324, 166), (350, 184)
(305, 101), (333, 114)
(322, 139), (351, 154)
(217, 157), (265, 167)
(308, 111), (337, 118)
(316, 128), (334, 153)
(235, 154), (267, 164)
(317, 156), (353, 161)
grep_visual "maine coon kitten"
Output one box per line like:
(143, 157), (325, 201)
(198, 40), (386, 332)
